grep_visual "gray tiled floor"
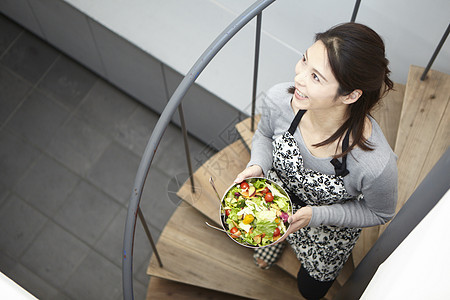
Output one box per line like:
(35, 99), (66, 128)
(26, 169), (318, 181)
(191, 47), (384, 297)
(0, 14), (214, 299)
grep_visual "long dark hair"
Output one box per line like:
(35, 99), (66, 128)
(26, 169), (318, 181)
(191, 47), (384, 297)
(289, 22), (394, 157)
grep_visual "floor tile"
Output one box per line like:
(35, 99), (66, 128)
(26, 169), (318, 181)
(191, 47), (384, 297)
(37, 55), (97, 109)
(0, 129), (41, 187)
(0, 65), (32, 126)
(134, 250), (152, 286)
(114, 277), (147, 300)
(153, 124), (209, 178)
(0, 31), (58, 84)
(76, 79), (138, 136)
(128, 279), (147, 300)
(115, 104), (159, 157)
(20, 220), (90, 289)
(14, 154), (79, 216)
(63, 250), (122, 300)
(53, 180), (121, 246)
(49, 292), (73, 300)
(87, 141), (140, 204)
(9, 263), (59, 299)
(46, 115), (111, 176)
(0, 182), (9, 207)
(6, 88), (70, 148)
(0, 250), (19, 276)
(0, 14), (23, 56)
(0, 194), (47, 259)
(94, 208), (159, 277)
(140, 169), (178, 232)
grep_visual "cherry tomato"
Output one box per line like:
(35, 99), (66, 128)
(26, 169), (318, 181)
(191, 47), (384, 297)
(240, 182), (249, 190)
(262, 187), (270, 194)
(230, 227), (241, 238)
(265, 192), (274, 202)
(225, 209), (231, 216)
(261, 233), (266, 238)
(273, 227), (280, 237)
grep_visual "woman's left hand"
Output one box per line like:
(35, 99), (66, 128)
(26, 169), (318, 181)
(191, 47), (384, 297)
(276, 206), (312, 243)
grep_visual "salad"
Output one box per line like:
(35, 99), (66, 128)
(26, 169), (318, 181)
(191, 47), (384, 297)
(221, 178), (292, 247)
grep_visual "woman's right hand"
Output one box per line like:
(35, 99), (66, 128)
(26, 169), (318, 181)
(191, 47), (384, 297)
(234, 165), (264, 183)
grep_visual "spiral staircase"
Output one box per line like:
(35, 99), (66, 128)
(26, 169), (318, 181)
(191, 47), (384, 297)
(120, 1), (450, 299)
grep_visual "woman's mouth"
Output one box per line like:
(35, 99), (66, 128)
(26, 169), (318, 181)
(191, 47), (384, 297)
(295, 89), (309, 100)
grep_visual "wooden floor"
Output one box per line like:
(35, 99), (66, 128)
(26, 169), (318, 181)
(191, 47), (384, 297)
(146, 277), (251, 300)
(379, 66), (450, 236)
(146, 65), (449, 299)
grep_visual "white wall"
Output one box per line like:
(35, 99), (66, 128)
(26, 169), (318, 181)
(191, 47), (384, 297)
(360, 189), (450, 300)
(59, 0), (450, 114)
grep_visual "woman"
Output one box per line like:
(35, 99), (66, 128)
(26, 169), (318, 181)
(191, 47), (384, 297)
(234, 23), (398, 299)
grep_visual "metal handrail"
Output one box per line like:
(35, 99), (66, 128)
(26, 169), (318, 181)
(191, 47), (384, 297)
(251, 12), (262, 132)
(122, 1), (276, 299)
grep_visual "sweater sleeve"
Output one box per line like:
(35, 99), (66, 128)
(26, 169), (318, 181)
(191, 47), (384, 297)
(247, 96), (275, 176)
(308, 153), (398, 228)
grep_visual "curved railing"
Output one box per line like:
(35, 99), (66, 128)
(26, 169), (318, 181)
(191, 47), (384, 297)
(122, 1), (276, 299)
(122, 0), (449, 298)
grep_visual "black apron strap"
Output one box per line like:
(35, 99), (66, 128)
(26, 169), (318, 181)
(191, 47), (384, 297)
(288, 110), (306, 135)
(330, 128), (351, 177)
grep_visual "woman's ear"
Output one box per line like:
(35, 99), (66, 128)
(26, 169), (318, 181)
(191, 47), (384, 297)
(342, 89), (362, 104)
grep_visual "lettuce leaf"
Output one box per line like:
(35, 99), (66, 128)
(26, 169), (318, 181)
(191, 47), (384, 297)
(274, 197), (290, 212)
(252, 179), (266, 189)
(254, 220), (277, 236)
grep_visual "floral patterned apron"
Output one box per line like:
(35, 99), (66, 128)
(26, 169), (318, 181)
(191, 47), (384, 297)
(267, 109), (362, 281)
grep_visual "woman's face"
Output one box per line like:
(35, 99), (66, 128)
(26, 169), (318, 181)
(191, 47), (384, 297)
(293, 40), (345, 112)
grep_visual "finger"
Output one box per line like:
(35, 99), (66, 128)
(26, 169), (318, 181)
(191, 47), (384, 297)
(234, 172), (246, 183)
(288, 214), (299, 224)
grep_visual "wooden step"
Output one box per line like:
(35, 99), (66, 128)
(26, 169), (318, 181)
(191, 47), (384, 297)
(147, 205), (301, 300)
(394, 65), (449, 210)
(379, 65), (450, 236)
(176, 139), (250, 226)
(371, 83), (406, 149)
(146, 277), (250, 300)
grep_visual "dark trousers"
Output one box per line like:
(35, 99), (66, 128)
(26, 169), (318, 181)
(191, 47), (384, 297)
(297, 265), (335, 300)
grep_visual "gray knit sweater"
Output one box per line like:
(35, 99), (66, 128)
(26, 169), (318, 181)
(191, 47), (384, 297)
(248, 82), (398, 228)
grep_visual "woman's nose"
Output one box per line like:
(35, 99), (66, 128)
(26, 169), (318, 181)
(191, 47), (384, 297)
(295, 69), (307, 85)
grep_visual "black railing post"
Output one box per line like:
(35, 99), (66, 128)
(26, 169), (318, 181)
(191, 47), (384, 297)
(420, 22), (450, 81)
(251, 12), (262, 132)
(178, 103), (196, 193)
(137, 207), (163, 267)
(350, 0), (361, 22)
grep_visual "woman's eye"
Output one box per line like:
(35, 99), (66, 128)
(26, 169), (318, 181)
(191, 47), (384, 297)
(301, 55), (306, 63)
(312, 73), (320, 82)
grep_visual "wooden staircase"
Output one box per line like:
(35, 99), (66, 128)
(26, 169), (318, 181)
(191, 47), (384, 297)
(145, 65), (449, 299)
